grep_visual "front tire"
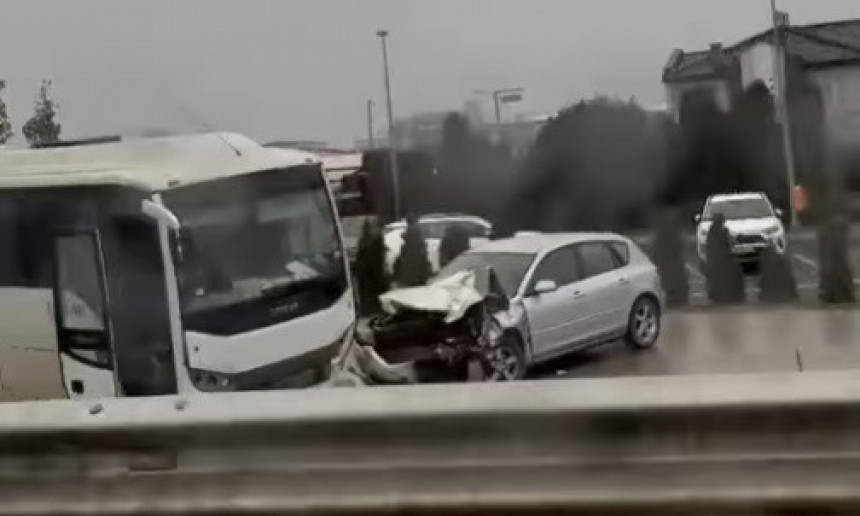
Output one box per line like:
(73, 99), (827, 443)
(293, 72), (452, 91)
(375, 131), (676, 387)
(482, 333), (527, 382)
(625, 296), (661, 349)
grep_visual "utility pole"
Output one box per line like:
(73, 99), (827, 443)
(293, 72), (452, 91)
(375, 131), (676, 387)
(366, 99), (375, 149)
(474, 87), (525, 125)
(377, 29), (401, 220)
(493, 91), (502, 126)
(771, 0), (799, 227)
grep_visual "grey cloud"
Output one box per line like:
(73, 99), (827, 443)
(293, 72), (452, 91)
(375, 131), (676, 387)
(0, 0), (857, 146)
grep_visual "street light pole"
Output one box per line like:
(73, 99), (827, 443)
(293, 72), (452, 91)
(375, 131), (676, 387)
(474, 88), (525, 126)
(770, 0), (799, 227)
(377, 29), (401, 220)
(366, 99), (375, 149)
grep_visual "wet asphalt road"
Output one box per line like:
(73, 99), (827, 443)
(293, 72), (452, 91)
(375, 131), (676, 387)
(533, 228), (860, 380)
(635, 229), (860, 305)
(535, 306), (860, 380)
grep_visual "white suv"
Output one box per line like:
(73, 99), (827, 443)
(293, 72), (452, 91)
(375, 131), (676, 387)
(384, 214), (492, 274)
(695, 192), (786, 264)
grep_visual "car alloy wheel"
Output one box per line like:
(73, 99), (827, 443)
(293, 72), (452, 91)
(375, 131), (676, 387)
(482, 331), (526, 382)
(627, 297), (660, 349)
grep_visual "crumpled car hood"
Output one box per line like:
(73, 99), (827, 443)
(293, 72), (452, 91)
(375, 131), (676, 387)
(379, 267), (506, 324)
(379, 270), (484, 324)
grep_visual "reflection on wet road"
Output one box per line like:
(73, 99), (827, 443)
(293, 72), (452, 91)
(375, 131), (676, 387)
(535, 307), (860, 379)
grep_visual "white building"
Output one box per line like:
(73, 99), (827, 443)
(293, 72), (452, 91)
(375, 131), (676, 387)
(662, 19), (860, 144)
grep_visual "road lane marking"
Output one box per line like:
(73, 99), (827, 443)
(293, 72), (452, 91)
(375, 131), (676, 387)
(685, 262), (705, 282)
(793, 253), (860, 285)
(793, 253), (819, 270)
(789, 231), (816, 242)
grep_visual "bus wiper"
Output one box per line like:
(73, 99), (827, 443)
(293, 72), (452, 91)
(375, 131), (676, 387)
(260, 274), (339, 300)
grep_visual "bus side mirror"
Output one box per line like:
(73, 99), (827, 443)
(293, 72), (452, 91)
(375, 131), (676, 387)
(693, 214), (701, 224)
(141, 200), (181, 231)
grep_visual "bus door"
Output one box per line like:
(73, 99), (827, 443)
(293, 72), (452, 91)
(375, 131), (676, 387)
(101, 215), (177, 397)
(51, 228), (119, 399)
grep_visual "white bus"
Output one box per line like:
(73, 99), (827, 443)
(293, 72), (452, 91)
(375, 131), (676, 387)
(0, 133), (355, 400)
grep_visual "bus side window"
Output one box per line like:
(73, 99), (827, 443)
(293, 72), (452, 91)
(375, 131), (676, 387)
(0, 199), (22, 287)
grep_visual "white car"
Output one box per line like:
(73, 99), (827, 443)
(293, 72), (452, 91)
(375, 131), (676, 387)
(384, 214), (492, 274)
(695, 192), (786, 264)
(436, 232), (664, 379)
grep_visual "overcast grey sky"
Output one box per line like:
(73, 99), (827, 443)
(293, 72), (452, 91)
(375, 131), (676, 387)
(1, 1), (859, 146)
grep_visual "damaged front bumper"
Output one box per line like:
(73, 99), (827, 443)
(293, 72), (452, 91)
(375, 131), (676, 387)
(329, 267), (516, 385)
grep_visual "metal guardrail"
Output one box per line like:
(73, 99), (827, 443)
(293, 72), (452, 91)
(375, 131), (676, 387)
(4, 371), (860, 514)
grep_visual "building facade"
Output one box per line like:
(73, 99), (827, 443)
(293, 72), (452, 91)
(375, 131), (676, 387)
(662, 19), (860, 145)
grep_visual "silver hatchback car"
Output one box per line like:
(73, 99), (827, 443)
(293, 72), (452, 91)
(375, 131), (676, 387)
(436, 232), (665, 380)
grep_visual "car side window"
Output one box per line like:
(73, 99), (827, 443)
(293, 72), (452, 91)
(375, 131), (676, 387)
(577, 242), (618, 278)
(609, 241), (629, 267)
(528, 246), (579, 291)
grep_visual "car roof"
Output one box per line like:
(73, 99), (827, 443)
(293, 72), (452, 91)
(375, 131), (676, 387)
(708, 192), (766, 202)
(0, 132), (321, 192)
(472, 232), (626, 255)
(384, 214), (491, 230)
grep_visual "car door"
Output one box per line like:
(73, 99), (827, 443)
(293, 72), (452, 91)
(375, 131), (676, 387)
(606, 240), (636, 327)
(521, 245), (582, 358)
(573, 241), (629, 339)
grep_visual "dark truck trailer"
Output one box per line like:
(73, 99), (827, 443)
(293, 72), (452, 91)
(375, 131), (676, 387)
(337, 149), (439, 223)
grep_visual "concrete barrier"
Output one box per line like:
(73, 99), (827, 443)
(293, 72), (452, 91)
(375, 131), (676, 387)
(3, 371), (860, 514)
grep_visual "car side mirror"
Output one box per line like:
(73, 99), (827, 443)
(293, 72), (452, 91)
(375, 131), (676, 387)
(485, 293), (510, 313)
(693, 214), (702, 223)
(532, 279), (558, 296)
(775, 208), (784, 218)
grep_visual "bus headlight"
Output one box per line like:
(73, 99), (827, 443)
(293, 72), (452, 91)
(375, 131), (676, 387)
(191, 370), (235, 392)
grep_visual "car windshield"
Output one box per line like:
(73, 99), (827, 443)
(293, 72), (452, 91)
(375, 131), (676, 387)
(436, 252), (535, 297)
(704, 199), (773, 220)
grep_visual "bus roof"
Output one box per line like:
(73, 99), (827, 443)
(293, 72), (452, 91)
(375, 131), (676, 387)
(0, 132), (321, 191)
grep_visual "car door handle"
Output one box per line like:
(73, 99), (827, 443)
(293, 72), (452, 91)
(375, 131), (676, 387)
(618, 277), (630, 285)
(572, 291), (586, 299)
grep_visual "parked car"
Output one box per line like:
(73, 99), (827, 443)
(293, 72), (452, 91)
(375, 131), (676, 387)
(383, 214), (492, 273)
(695, 192), (786, 265)
(339, 214), (374, 265)
(433, 232), (665, 380)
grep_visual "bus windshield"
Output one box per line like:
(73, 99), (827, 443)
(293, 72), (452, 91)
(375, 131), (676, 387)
(163, 165), (348, 335)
